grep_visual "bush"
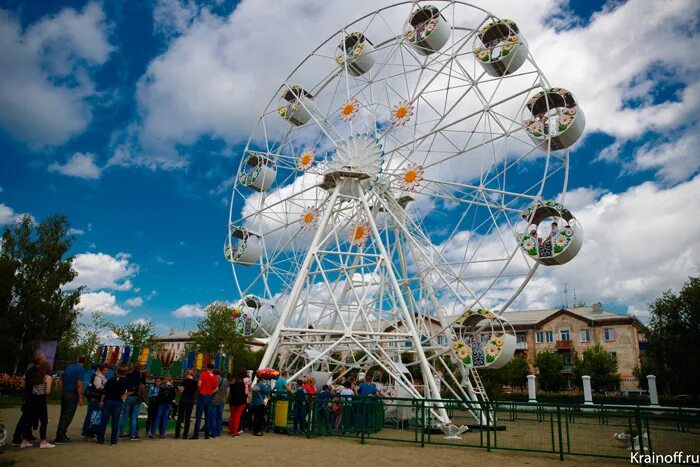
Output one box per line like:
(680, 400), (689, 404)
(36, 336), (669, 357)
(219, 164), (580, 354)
(0, 373), (24, 393)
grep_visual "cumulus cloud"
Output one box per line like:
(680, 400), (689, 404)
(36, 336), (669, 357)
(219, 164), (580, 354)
(0, 3), (112, 146)
(78, 291), (129, 316)
(172, 303), (205, 318)
(48, 152), (102, 179)
(69, 252), (138, 291)
(0, 203), (33, 225)
(124, 296), (144, 307)
(113, 0), (560, 168)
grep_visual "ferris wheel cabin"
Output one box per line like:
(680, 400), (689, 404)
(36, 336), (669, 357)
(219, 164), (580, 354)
(474, 19), (529, 77)
(523, 88), (586, 150)
(518, 201), (583, 266)
(240, 152), (276, 192)
(337, 32), (376, 76)
(405, 5), (450, 55)
(224, 226), (263, 265)
(277, 85), (315, 126)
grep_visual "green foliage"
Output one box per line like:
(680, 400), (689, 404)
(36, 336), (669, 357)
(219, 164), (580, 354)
(641, 276), (700, 396)
(190, 301), (260, 371)
(480, 353), (531, 397)
(57, 312), (108, 365)
(573, 344), (620, 392)
(107, 318), (158, 352)
(534, 349), (564, 392)
(0, 215), (82, 373)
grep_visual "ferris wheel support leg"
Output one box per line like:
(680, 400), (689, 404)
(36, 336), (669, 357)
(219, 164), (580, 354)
(359, 195), (449, 424)
(258, 186), (342, 373)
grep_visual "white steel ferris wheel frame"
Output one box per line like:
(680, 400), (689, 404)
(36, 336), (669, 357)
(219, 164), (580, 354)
(227, 1), (581, 426)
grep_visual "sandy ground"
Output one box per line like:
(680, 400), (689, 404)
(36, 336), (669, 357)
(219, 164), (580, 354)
(0, 405), (629, 467)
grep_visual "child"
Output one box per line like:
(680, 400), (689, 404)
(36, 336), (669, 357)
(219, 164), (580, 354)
(292, 382), (306, 434)
(150, 376), (176, 438)
(145, 377), (162, 433)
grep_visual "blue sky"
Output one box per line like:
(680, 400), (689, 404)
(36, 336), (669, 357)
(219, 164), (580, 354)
(1, 0), (699, 332)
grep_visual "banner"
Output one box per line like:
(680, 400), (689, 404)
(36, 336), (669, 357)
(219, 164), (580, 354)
(38, 340), (58, 370)
(187, 351), (195, 369)
(121, 346), (132, 365)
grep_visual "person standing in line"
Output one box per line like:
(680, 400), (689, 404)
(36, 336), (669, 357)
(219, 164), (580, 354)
(119, 363), (143, 440)
(150, 376), (176, 438)
(274, 370), (292, 399)
(97, 367), (128, 446)
(251, 377), (271, 436)
(54, 355), (85, 444)
(210, 369), (229, 438)
(175, 370), (197, 439)
(145, 377), (162, 434)
(191, 363), (218, 439)
(20, 360), (54, 449)
(292, 381), (306, 434)
(12, 351), (44, 446)
(228, 369), (247, 437)
(339, 381), (355, 433)
(81, 364), (108, 439)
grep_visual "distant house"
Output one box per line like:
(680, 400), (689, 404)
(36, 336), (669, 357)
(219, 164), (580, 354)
(503, 303), (646, 389)
(154, 329), (268, 360)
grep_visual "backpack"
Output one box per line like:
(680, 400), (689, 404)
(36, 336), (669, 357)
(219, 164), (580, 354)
(158, 384), (176, 403)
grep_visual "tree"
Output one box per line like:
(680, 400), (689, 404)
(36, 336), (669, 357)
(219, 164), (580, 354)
(107, 319), (158, 355)
(479, 353), (531, 397)
(0, 214), (82, 373)
(640, 277), (700, 396)
(534, 350), (564, 391)
(573, 345), (620, 392)
(58, 312), (109, 364)
(190, 302), (260, 371)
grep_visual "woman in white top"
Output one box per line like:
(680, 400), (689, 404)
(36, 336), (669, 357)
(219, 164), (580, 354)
(21, 359), (53, 449)
(81, 364), (108, 438)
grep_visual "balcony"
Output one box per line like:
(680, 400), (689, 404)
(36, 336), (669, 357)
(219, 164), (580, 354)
(515, 341), (528, 350)
(555, 339), (573, 350)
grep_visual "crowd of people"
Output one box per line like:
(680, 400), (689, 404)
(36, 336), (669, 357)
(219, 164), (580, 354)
(11, 351), (384, 449)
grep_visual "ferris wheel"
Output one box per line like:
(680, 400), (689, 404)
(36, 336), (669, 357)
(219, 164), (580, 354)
(225, 1), (585, 424)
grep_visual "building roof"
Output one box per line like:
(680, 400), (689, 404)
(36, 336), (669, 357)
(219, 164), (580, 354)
(502, 305), (642, 328)
(155, 330), (193, 341)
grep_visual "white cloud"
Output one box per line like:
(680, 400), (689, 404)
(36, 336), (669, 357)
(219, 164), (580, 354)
(113, 0), (699, 190)
(68, 228), (85, 235)
(631, 129), (700, 184)
(78, 291), (129, 316)
(114, 0), (561, 168)
(0, 203), (33, 225)
(172, 303), (205, 318)
(124, 296), (144, 307)
(69, 252), (138, 291)
(48, 152), (102, 179)
(0, 3), (112, 146)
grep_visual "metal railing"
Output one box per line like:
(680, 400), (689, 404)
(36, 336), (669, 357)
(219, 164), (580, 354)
(265, 394), (700, 463)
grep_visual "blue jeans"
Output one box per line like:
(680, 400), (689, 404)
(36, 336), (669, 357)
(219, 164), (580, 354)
(193, 395), (213, 438)
(81, 399), (100, 436)
(119, 396), (141, 437)
(98, 400), (123, 445)
(151, 402), (171, 436)
(211, 404), (224, 436)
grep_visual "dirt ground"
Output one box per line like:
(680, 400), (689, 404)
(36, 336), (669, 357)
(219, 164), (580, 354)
(0, 405), (629, 467)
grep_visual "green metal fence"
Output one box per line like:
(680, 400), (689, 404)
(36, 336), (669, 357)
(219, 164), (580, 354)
(266, 395), (700, 462)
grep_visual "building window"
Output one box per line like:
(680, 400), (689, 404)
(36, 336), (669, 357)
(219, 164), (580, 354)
(560, 329), (570, 341)
(604, 328), (615, 341)
(388, 341), (396, 348)
(516, 332), (526, 343)
(437, 335), (446, 346)
(404, 340), (413, 348)
(535, 331), (544, 343)
(563, 354), (572, 365)
(580, 329), (590, 342)
(545, 331), (554, 343)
